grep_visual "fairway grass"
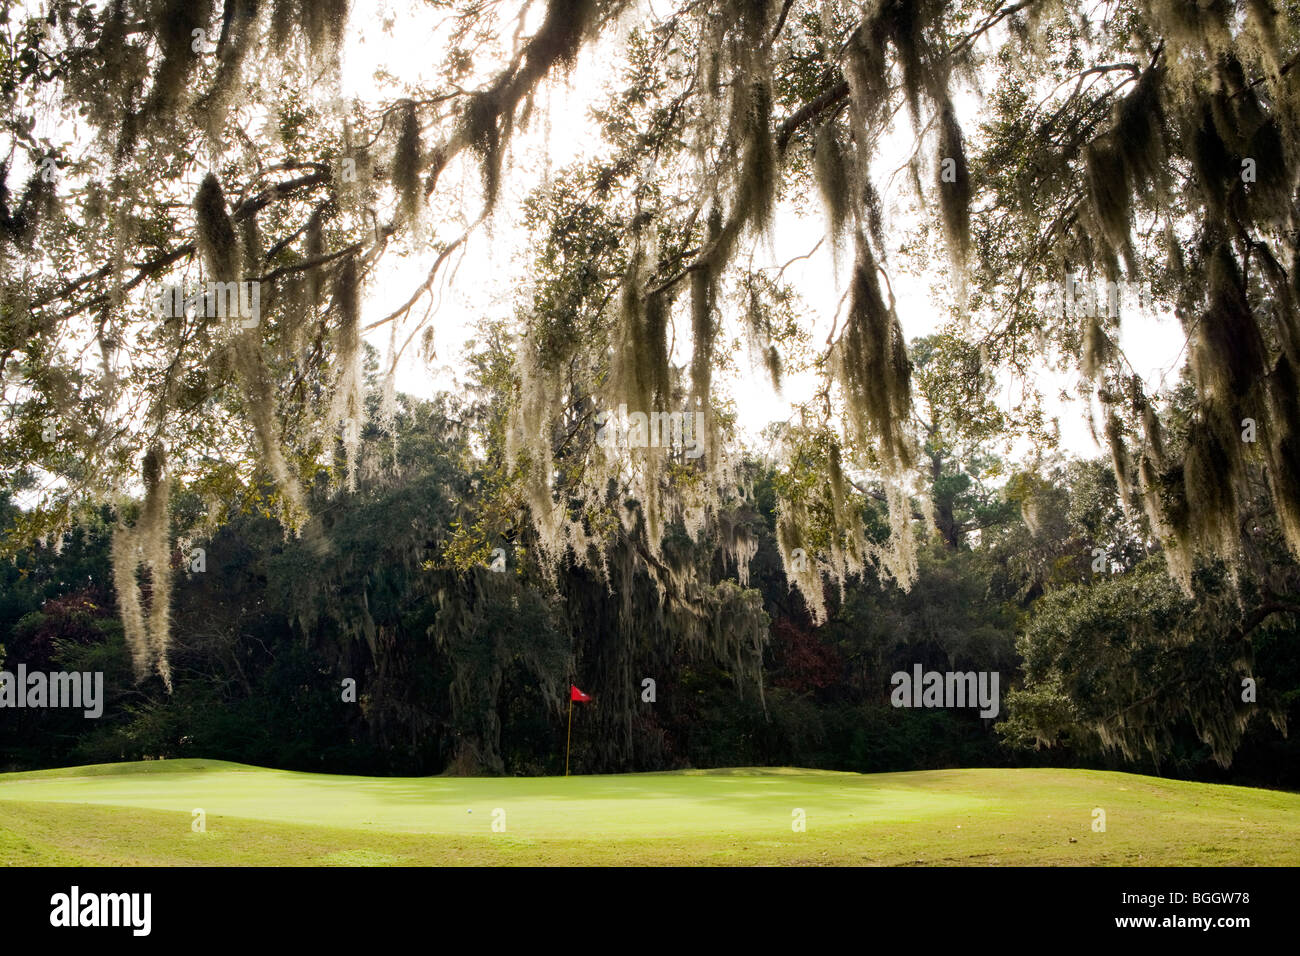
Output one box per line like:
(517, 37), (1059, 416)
(1, 760), (1296, 866)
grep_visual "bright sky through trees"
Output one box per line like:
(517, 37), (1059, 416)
(334, 1), (1186, 461)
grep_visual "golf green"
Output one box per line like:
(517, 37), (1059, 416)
(1, 759), (1296, 865)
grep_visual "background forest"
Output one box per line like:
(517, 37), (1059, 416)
(4, 341), (1297, 787)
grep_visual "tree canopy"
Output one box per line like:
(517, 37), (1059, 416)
(1, 0), (1298, 765)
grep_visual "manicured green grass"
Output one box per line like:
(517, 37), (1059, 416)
(1, 759), (1296, 865)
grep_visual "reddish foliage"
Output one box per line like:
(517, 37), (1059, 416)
(10, 588), (112, 668)
(770, 618), (842, 692)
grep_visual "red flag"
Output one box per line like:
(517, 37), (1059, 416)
(570, 685), (591, 702)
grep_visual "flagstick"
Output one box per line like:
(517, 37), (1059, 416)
(565, 697), (573, 777)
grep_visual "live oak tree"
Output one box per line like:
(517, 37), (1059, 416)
(1001, 554), (1297, 769)
(1001, 378), (1300, 767)
(1, 0), (1298, 746)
